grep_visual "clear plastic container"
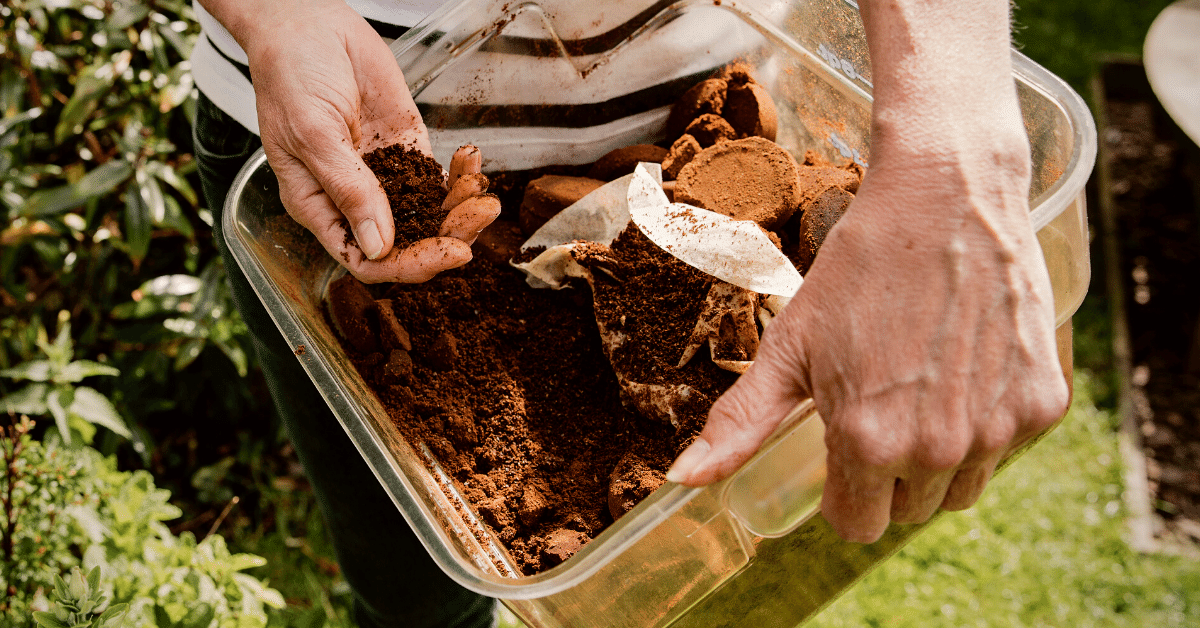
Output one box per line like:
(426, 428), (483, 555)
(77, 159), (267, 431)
(223, 0), (1095, 626)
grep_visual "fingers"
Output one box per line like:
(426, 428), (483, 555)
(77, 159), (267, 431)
(941, 464), (995, 511)
(304, 147), (395, 261)
(666, 323), (811, 486)
(439, 195), (501, 244)
(351, 237), (474, 284)
(447, 145), (481, 190)
(821, 453), (896, 543)
(443, 173), (490, 211)
(891, 472), (957, 524)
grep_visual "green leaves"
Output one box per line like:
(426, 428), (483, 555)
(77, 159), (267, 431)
(110, 262), (251, 376)
(53, 51), (132, 145)
(0, 313), (129, 444)
(32, 567), (129, 628)
(71, 387), (132, 439)
(123, 166), (165, 267)
(21, 160), (134, 218)
(5, 433), (284, 623)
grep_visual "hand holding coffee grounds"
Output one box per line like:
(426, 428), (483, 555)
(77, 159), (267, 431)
(343, 144), (500, 285)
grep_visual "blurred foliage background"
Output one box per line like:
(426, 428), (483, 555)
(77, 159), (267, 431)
(0, 0), (1194, 626)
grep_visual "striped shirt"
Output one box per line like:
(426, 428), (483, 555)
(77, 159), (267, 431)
(190, 0), (759, 170)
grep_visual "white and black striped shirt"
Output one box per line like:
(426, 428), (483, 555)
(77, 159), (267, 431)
(190, 0), (763, 170)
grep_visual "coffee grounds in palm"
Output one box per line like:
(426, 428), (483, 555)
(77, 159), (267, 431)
(360, 143), (449, 250)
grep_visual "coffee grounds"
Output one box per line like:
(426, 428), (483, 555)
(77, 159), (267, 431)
(332, 257), (713, 574)
(361, 143), (449, 250)
(575, 226), (740, 434)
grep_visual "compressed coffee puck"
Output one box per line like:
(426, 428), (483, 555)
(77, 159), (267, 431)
(327, 275), (378, 354)
(664, 77), (728, 140)
(542, 528), (588, 567)
(716, 61), (756, 86)
(587, 144), (669, 181)
(607, 453), (665, 519)
(674, 137), (802, 230)
(798, 186), (855, 270)
(662, 134), (703, 180)
(519, 175), (606, 235)
(796, 165), (862, 206)
(684, 113), (738, 147)
(374, 299), (412, 352)
(723, 81), (778, 141)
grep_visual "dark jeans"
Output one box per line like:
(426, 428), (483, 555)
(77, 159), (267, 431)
(193, 93), (493, 628)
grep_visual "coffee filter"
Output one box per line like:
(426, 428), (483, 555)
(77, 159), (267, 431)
(627, 165), (802, 297)
(510, 162), (801, 421)
(513, 163), (802, 299)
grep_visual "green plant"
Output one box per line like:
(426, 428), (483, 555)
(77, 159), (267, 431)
(33, 567), (128, 628)
(1, 0), (266, 466)
(0, 311), (129, 445)
(2, 0), (204, 336)
(0, 417), (285, 625)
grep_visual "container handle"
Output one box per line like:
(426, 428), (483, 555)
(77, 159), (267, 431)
(722, 400), (827, 538)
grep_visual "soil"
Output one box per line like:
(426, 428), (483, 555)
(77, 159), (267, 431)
(574, 227), (741, 431)
(1100, 61), (1200, 545)
(360, 144), (449, 250)
(675, 137), (803, 230)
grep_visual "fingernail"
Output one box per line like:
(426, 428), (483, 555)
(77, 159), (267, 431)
(666, 437), (712, 485)
(355, 218), (385, 260)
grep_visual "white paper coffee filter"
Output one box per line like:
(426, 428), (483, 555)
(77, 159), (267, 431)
(519, 165), (662, 252)
(627, 165), (802, 297)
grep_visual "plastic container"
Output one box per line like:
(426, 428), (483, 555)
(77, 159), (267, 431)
(223, 1), (1096, 626)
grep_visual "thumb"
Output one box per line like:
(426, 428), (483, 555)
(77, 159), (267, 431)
(272, 126), (396, 262)
(666, 322), (811, 486)
(307, 146), (395, 261)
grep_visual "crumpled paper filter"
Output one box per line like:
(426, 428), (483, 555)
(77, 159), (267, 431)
(511, 163), (802, 424)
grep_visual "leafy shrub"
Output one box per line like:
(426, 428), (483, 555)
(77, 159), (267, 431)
(1, 311), (130, 445)
(1, 0), (263, 453)
(1, 418), (284, 625)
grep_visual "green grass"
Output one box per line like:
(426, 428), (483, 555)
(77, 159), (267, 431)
(1012, 0), (1175, 95)
(808, 369), (1200, 628)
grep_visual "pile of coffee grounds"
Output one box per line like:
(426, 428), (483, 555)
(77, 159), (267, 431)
(329, 257), (711, 574)
(574, 226), (740, 433)
(323, 65), (861, 576)
(361, 143), (449, 250)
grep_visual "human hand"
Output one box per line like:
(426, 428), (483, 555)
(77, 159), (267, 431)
(666, 141), (1069, 542)
(215, 0), (497, 283)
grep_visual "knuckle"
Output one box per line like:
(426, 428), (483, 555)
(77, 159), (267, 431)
(915, 428), (970, 472)
(977, 423), (1016, 458)
(832, 417), (905, 471)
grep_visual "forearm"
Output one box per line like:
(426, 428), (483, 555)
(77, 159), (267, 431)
(859, 0), (1028, 179)
(196, 0), (347, 54)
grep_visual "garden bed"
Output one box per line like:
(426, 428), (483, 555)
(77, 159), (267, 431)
(1096, 59), (1200, 551)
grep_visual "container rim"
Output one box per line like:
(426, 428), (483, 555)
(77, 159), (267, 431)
(1014, 50), (1098, 231)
